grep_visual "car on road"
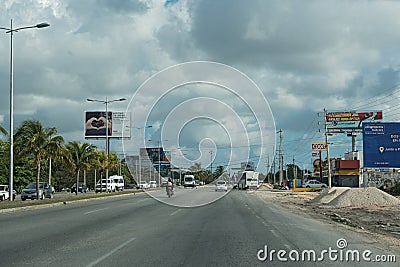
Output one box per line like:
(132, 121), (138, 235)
(0, 184), (10, 201)
(95, 179), (116, 193)
(215, 180), (228, 192)
(183, 175), (196, 188)
(149, 181), (157, 188)
(139, 181), (150, 189)
(21, 182), (54, 200)
(110, 175), (125, 191)
(124, 184), (136, 189)
(71, 182), (88, 193)
(303, 179), (328, 188)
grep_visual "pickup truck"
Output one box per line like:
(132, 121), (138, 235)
(0, 184), (10, 201)
(95, 178), (116, 193)
(110, 175), (124, 191)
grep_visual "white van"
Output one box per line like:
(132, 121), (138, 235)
(183, 174), (196, 188)
(95, 178), (116, 193)
(110, 175), (124, 191)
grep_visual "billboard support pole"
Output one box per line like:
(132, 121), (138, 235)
(324, 108), (332, 188)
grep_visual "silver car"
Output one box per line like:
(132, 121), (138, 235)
(303, 179), (327, 188)
(21, 182), (54, 200)
(215, 181), (228, 192)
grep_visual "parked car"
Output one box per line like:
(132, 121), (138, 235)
(160, 181), (168, 187)
(71, 182), (88, 193)
(215, 180), (228, 192)
(139, 181), (150, 189)
(21, 182), (54, 200)
(303, 179), (328, 188)
(149, 181), (157, 188)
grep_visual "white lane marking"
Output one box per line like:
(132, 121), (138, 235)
(170, 209), (181, 216)
(86, 237), (136, 267)
(270, 229), (279, 238)
(84, 208), (109, 215)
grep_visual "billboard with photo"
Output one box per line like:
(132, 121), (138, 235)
(326, 110), (382, 130)
(85, 111), (131, 138)
(363, 122), (400, 168)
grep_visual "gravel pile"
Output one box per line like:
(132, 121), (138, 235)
(310, 187), (350, 204)
(311, 187), (400, 208)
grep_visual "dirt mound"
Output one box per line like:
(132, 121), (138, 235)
(311, 187), (400, 208)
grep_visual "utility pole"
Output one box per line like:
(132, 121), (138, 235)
(210, 150), (213, 176)
(279, 129), (283, 185)
(293, 156), (297, 180)
(266, 156), (270, 183)
(324, 108), (332, 188)
(273, 148), (276, 184)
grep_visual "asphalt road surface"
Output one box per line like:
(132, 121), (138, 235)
(0, 189), (398, 267)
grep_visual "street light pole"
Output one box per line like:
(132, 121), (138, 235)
(87, 97), (126, 190)
(1, 20), (50, 201)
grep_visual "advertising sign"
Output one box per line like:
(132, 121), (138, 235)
(141, 147), (169, 163)
(312, 142), (327, 151)
(326, 111), (382, 130)
(85, 111), (131, 138)
(363, 122), (400, 168)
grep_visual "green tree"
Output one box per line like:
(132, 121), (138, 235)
(107, 152), (120, 175)
(66, 141), (96, 195)
(213, 165), (225, 179)
(0, 124), (7, 136)
(14, 120), (64, 199)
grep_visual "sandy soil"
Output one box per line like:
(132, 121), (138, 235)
(254, 187), (400, 252)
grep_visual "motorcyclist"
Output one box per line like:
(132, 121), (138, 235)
(166, 178), (174, 197)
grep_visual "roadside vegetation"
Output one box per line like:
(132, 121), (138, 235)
(0, 120), (229, 197)
(0, 120), (133, 194)
(0, 189), (143, 210)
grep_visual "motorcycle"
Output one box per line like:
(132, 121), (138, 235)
(166, 185), (174, 197)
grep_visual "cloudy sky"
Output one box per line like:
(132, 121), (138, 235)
(1, 0), (400, 173)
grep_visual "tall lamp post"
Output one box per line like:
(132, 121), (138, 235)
(87, 97), (126, 185)
(1, 20), (50, 201)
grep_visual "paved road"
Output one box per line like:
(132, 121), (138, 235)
(0, 190), (397, 266)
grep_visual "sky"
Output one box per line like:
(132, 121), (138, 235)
(2, 0), (400, 174)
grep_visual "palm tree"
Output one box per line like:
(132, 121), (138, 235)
(107, 152), (120, 175)
(66, 141), (96, 195)
(14, 120), (64, 199)
(0, 124), (7, 136)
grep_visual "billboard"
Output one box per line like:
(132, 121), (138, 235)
(326, 111), (382, 130)
(140, 147), (171, 176)
(85, 111), (131, 138)
(140, 147), (169, 163)
(362, 122), (400, 168)
(312, 142), (327, 151)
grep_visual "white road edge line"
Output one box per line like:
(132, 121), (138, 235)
(270, 229), (279, 238)
(170, 209), (181, 216)
(86, 237), (136, 267)
(84, 208), (109, 215)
